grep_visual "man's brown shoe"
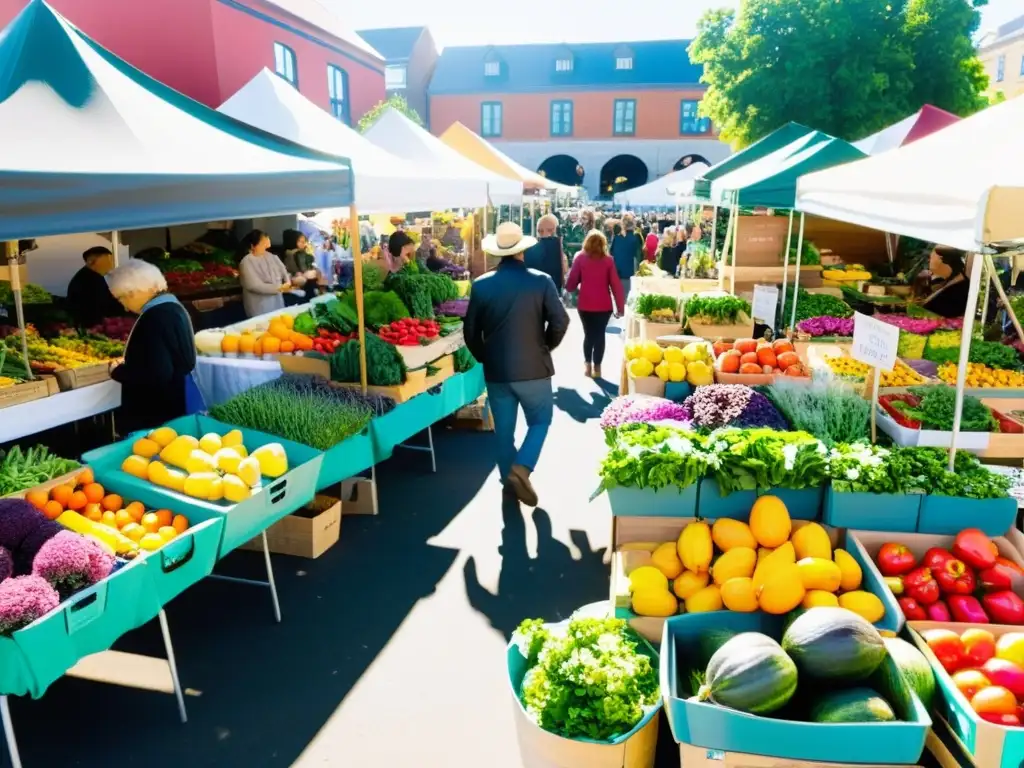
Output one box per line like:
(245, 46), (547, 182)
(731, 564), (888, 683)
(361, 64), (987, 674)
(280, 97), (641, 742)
(506, 464), (538, 507)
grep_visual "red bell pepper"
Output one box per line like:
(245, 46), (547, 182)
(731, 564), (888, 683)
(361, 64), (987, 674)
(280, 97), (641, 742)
(903, 566), (940, 605)
(877, 543), (917, 577)
(982, 591), (1024, 625)
(948, 595), (990, 623)
(923, 547), (955, 571)
(979, 563), (1019, 592)
(927, 600), (952, 622)
(897, 596), (927, 620)
(953, 528), (998, 571)
(934, 558), (977, 596)
(996, 556), (1024, 575)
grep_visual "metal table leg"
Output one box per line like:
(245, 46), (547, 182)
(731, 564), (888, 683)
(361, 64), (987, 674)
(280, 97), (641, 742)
(1, 695), (22, 768)
(207, 530), (281, 622)
(158, 610), (188, 724)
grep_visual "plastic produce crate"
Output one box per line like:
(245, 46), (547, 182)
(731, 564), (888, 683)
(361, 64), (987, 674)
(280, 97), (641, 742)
(606, 485), (699, 518)
(84, 414), (323, 558)
(135, 515), (225, 622)
(371, 388), (445, 461)
(823, 488), (923, 533)
(698, 479), (823, 521)
(316, 429), (375, 490)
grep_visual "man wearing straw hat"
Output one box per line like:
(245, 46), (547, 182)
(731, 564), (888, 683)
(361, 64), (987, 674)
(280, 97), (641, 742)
(465, 222), (570, 507)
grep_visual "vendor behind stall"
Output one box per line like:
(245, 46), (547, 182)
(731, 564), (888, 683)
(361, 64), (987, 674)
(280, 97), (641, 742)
(282, 229), (319, 300)
(66, 246), (123, 328)
(385, 231), (416, 273)
(238, 229), (292, 317)
(919, 246), (970, 319)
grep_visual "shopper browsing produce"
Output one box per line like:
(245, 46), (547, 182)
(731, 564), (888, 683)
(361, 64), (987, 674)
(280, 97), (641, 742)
(238, 229), (292, 318)
(919, 246), (970, 319)
(65, 246), (124, 328)
(385, 230), (416, 274)
(466, 222), (569, 508)
(565, 230), (625, 379)
(280, 229), (319, 301)
(105, 260), (196, 434)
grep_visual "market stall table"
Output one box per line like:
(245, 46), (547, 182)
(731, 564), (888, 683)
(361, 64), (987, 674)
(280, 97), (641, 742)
(0, 380), (121, 442)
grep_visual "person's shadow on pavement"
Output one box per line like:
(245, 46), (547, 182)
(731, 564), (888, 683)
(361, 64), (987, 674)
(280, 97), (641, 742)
(553, 386), (611, 423)
(463, 498), (607, 640)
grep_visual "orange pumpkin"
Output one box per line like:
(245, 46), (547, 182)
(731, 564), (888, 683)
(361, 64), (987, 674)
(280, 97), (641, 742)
(772, 338), (795, 355)
(734, 338), (757, 354)
(740, 352), (759, 366)
(756, 347), (778, 368)
(719, 350), (741, 373)
(785, 364), (807, 377)
(739, 363), (763, 375)
(776, 351), (800, 370)
(280, 340), (295, 354)
(712, 340), (733, 358)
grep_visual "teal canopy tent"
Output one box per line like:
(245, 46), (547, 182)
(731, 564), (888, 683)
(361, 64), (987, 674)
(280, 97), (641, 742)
(0, 0), (354, 240)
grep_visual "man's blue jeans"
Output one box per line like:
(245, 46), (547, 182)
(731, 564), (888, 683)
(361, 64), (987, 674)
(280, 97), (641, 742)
(487, 378), (553, 483)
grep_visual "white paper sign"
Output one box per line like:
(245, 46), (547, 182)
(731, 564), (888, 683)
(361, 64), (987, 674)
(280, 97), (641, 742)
(751, 285), (779, 324)
(851, 312), (899, 372)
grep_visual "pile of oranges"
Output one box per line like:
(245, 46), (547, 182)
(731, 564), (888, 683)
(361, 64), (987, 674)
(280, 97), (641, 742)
(25, 468), (190, 551)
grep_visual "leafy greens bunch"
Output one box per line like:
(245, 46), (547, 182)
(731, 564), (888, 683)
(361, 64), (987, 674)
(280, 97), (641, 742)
(762, 379), (870, 445)
(683, 295), (751, 324)
(634, 294), (678, 319)
(924, 339), (1021, 371)
(706, 428), (827, 495)
(326, 334), (407, 386)
(0, 446), (79, 496)
(906, 385), (996, 432)
(828, 443), (901, 495)
(781, 287), (853, 326)
(515, 617), (658, 742)
(897, 447), (1011, 500)
(598, 424), (708, 493)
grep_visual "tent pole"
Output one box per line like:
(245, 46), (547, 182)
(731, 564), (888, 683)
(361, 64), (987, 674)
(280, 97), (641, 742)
(729, 204), (739, 296)
(788, 213), (806, 333)
(718, 207), (735, 292)
(111, 230), (121, 267)
(980, 260), (991, 328)
(348, 208), (368, 394)
(780, 210), (794, 332)
(986, 253), (1024, 342)
(948, 253), (984, 471)
(709, 205), (718, 260)
(6, 242), (30, 380)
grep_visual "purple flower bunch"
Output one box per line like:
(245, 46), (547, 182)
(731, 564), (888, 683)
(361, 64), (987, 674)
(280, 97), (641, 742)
(874, 313), (964, 334)
(684, 384), (789, 431)
(600, 396), (692, 430)
(796, 316), (854, 337)
(32, 531), (107, 592)
(0, 575), (59, 636)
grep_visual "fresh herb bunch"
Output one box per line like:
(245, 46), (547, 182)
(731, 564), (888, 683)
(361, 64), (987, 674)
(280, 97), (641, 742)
(210, 375), (390, 450)
(707, 428), (827, 495)
(781, 287), (853, 326)
(598, 424), (707, 492)
(515, 617), (658, 742)
(313, 298), (358, 335)
(828, 443), (901, 494)
(787, 240), (821, 266)
(325, 334), (407, 386)
(453, 345), (477, 372)
(361, 261), (386, 291)
(898, 447), (1011, 499)
(924, 340), (1021, 371)
(762, 380), (870, 445)
(684, 295), (751, 324)
(634, 294), (678, 319)
(904, 386), (996, 432)
(338, 289), (409, 329)
(0, 446), (79, 496)
(896, 332), (927, 360)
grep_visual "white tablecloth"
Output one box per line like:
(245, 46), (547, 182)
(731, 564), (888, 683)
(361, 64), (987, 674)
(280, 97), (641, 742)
(0, 380), (122, 442)
(193, 357), (283, 408)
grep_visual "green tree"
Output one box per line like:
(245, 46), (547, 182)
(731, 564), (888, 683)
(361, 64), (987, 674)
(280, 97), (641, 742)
(691, 0), (988, 149)
(358, 94), (423, 133)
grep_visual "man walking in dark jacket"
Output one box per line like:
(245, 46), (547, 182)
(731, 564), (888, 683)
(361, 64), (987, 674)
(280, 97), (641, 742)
(465, 222), (570, 507)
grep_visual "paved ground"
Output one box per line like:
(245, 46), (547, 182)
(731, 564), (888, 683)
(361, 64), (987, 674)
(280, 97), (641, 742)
(5, 317), (679, 768)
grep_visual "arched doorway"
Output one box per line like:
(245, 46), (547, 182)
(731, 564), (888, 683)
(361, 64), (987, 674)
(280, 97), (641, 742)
(538, 155), (584, 187)
(599, 155), (648, 197)
(673, 154), (711, 172)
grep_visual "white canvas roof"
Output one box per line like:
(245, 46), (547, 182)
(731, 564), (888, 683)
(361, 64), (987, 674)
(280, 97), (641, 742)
(219, 69), (493, 213)
(363, 108), (524, 206)
(615, 164), (708, 207)
(797, 96), (1024, 250)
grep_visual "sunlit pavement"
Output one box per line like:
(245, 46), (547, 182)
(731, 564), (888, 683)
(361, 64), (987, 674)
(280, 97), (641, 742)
(5, 314), (635, 768)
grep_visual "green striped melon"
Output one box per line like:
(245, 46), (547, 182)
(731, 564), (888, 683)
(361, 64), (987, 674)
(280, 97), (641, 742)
(782, 607), (886, 683)
(810, 688), (897, 723)
(698, 632), (797, 715)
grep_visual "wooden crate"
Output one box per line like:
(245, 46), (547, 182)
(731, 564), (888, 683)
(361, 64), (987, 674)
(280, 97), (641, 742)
(53, 362), (112, 391)
(0, 378), (51, 409)
(280, 355), (429, 402)
(450, 395), (493, 431)
(240, 494), (341, 558)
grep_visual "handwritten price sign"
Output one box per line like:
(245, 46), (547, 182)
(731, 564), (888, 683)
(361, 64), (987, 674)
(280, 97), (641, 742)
(852, 312), (899, 372)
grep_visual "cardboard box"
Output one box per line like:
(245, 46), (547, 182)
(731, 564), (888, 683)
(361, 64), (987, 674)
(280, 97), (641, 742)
(339, 477), (376, 516)
(678, 743), (922, 768)
(241, 495), (341, 558)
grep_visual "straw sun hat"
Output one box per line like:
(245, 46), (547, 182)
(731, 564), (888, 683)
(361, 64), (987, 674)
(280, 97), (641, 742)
(481, 222), (537, 257)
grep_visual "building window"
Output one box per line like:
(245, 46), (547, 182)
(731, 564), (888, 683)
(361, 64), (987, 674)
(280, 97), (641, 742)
(481, 102), (502, 137)
(615, 56), (633, 70)
(274, 42), (297, 86)
(996, 54), (1005, 82)
(484, 61), (500, 77)
(613, 99), (636, 135)
(680, 100), (710, 134)
(555, 58), (573, 72)
(327, 65), (349, 123)
(385, 65), (407, 89)
(550, 100), (573, 136)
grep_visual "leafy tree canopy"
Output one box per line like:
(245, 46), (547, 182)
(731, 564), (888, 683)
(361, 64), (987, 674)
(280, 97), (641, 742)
(358, 94), (423, 133)
(690, 0), (990, 148)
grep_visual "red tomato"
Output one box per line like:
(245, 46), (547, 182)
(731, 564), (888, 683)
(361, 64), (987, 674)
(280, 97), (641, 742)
(963, 628), (997, 667)
(924, 629), (966, 673)
(952, 669), (991, 701)
(972, 686), (1017, 716)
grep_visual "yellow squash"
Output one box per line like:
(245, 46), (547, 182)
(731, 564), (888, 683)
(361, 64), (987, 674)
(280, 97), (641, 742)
(791, 522), (832, 561)
(685, 584), (723, 614)
(712, 518), (757, 552)
(712, 547), (757, 586)
(673, 570), (709, 600)
(839, 591), (885, 623)
(796, 557), (843, 592)
(720, 577), (758, 612)
(678, 521), (713, 574)
(752, 541), (795, 591)
(833, 548), (863, 591)
(651, 542), (684, 579)
(632, 588), (678, 617)
(757, 563), (806, 615)
(749, 495), (792, 548)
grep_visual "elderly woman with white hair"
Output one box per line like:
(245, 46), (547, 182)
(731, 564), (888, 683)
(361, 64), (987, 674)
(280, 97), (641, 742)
(523, 212), (568, 291)
(105, 259), (197, 433)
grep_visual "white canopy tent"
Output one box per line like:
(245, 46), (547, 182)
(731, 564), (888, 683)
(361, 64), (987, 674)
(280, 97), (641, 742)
(615, 164), (707, 207)
(218, 69), (491, 214)
(796, 95), (1024, 252)
(363, 108), (523, 206)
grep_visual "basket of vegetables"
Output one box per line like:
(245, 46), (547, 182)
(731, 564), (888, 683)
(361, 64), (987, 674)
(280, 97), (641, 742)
(684, 296), (753, 340)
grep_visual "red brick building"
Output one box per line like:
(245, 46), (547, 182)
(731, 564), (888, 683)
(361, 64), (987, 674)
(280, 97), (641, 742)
(0, 0), (385, 123)
(428, 41), (730, 199)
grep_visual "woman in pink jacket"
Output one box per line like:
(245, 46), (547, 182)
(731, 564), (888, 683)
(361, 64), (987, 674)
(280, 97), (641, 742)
(565, 230), (626, 379)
